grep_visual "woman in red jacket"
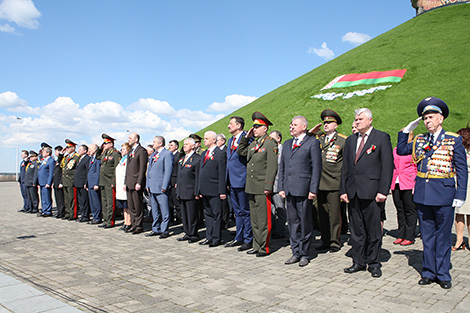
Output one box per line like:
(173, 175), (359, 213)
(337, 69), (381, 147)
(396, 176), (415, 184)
(391, 131), (418, 246)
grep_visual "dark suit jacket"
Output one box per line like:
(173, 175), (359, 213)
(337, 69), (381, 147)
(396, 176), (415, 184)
(53, 154), (63, 187)
(226, 131), (250, 189)
(25, 160), (40, 187)
(87, 155), (101, 188)
(125, 144), (148, 190)
(197, 147), (227, 196)
(176, 153), (201, 200)
(170, 151), (180, 187)
(278, 135), (322, 197)
(74, 155), (90, 188)
(19, 159), (27, 183)
(340, 128), (393, 200)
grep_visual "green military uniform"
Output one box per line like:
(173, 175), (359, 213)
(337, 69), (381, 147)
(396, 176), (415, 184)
(61, 140), (80, 219)
(316, 109), (346, 250)
(99, 141), (121, 227)
(237, 112), (278, 255)
(317, 131), (347, 249)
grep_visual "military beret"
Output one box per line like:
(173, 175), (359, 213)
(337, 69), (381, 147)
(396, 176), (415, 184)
(29, 150), (38, 157)
(189, 133), (202, 142)
(65, 139), (76, 147)
(417, 97), (449, 119)
(321, 109), (342, 125)
(252, 111), (273, 126)
(102, 133), (116, 144)
(41, 142), (52, 149)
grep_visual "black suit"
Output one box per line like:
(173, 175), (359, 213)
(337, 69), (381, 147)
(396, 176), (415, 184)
(53, 155), (65, 217)
(74, 155), (91, 220)
(176, 152), (201, 239)
(169, 151), (181, 223)
(340, 128), (393, 269)
(197, 147), (227, 244)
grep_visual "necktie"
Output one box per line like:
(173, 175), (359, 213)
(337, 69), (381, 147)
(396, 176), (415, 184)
(231, 137), (236, 151)
(292, 138), (298, 150)
(355, 134), (367, 164)
(204, 151), (210, 163)
(430, 134), (434, 145)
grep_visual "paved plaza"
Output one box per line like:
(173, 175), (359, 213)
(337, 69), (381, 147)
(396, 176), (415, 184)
(1, 181), (469, 312)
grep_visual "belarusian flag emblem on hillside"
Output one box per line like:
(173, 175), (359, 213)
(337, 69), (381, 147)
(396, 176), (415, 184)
(321, 69), (407, 90)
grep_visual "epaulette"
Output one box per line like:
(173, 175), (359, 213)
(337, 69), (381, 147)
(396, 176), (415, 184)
(73, 152), (79, 157)
(445, 131), (460, 137)
(337, 133), (347, 139)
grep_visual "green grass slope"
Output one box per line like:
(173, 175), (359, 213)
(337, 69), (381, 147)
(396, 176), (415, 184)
(197, 4), (470, 145)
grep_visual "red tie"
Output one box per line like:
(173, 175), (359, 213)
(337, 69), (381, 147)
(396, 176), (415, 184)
(231, 138), (236, 151)
(355, 134), (366, 164)
(204, 151), (210, 164)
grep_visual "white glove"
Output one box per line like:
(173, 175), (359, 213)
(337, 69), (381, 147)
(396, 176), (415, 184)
(403, 117), (421, 133)
(453, 199), (465, 208)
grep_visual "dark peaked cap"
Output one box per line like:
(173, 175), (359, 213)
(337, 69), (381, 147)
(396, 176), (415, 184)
(321, 109), (342, 125)
(417, 96), (449, 119)
(41, 142), (52, 149)
(102, 133), (116, 143)
(65, 139), (76, 147)
(189, 133), (202, 142)
(252, 111), (273, 126)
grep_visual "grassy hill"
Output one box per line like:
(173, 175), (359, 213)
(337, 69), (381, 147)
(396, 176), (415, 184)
(196, 4), (470, 146)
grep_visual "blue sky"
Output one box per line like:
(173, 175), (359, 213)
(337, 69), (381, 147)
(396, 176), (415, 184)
(0, 0), (414, 172)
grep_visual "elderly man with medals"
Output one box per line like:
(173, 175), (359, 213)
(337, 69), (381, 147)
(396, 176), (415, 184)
(397, 97), (468, 289)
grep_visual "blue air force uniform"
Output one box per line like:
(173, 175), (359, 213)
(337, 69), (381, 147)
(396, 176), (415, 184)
(37, 156), (55, 215)
(397, 97), (468, 284)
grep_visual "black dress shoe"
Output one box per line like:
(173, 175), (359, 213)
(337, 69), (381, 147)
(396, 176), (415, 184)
(329, 247), (340, 253)
(132, 228), (143, 234)
(369, 267), (382, 278)
(299, 257), (309, 267)
(418, 277), (434, 285)
(67, 217), (77, 221)
(188, 236), (200, 243)
(344, 264), (367, 274)
(98, 224), (107, 228)
(42, 213), (52, 217)
(256, 252), (269, 257)
(18, 209), (25, 212)
(246, 249), (258, 255)
(89, 220), (102, 225)
(145, 231), (160, 237)
(103, 224), (114, 229)
(317, 244), (330, 251)
(177, 235), (189, 241)
(79, 218), (90, 223)
(125, 227), (135, 233)
(438, 280), (452, 289)
(224, 240), (243, 248)
(159, 233), (170, 239)
(199, 239), (210, 245)
(285, 256), (300, 265)
(209, 241), (221, 247)
(237, 242), (252, 251)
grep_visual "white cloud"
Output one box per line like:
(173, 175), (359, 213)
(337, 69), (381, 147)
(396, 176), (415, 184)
(208, 94), (257, 112)
(308, 42), (334, 61)
(342, 32), (372, 46)
(128, 98), (176, 116)
(0, 0), (41, 30)
(83, 101), (126, 122)
(0, 91), (28, 109)
(0, 22), (14, 32)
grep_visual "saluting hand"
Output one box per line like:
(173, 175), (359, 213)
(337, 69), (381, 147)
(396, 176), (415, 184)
(246, 127), (255, 138)
(308, 123), (322, 135)
(403, 117), (421, 133)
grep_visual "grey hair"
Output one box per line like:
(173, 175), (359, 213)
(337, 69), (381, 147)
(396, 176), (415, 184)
(292, 115), (308, 127)
(354, 108), (373, 119)
(205, 131), (217, 139)
(217, 133), (226, 142)
(43, 147), (52, 155)
(154, 135), (165, 146)
(184, 138), (196, 145)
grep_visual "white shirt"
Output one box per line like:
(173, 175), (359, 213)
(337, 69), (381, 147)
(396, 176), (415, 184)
(356, 127), (373, 152)
(292, 132), (307, 148)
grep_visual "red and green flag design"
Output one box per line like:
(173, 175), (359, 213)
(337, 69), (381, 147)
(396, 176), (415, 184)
(321, 69), (407, 90)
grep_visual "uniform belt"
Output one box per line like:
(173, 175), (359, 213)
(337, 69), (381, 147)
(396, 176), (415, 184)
(416, 172), (455, 179)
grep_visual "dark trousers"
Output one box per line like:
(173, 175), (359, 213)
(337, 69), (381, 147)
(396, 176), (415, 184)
(248, 193), (272, 254)
(169, 185), (181, 223)
(318, 190), (342, 248)
(392, 186), (417, 241)
(417, 204), (454, 282)
(40, 186), (53, 215)
(348, 197), (382, 268)
(88, 188), (102, 221)
(101, 186), (116, 226)
(20, 182), (29, 210)
(127, 189), (144, 230)
(286, 195), (313, 258)
(230, 187), (253, 243)
(76, 187), (90, 220)
(54, 187), (65, 217)
(202, 195), (222, 243)
(180, 198), (199, 238)
(26, 186), (39, 212)
(340, 201), (348, 234)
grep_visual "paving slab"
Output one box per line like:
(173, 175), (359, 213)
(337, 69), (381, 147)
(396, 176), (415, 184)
(1, 181), (470, 312)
